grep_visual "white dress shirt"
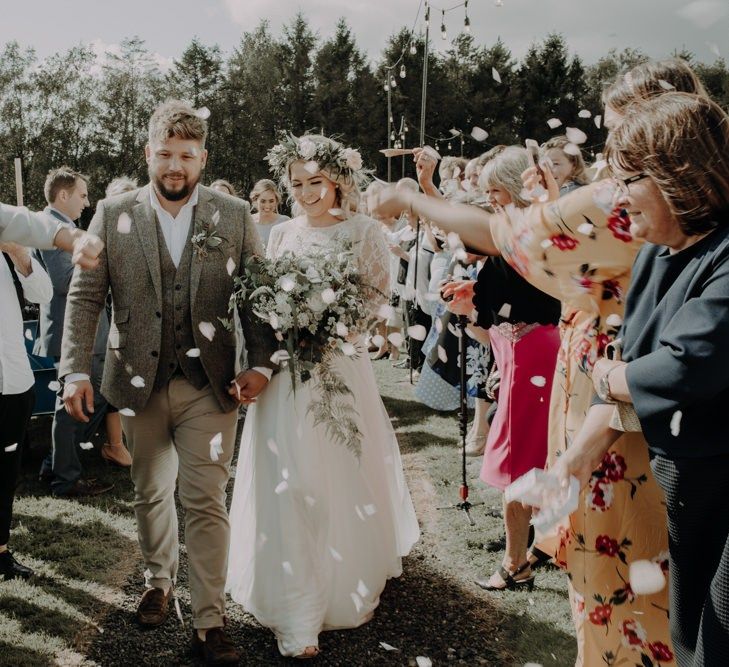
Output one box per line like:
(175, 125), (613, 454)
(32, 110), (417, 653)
(150, 185), (198, 267)
(0, 255), (53, 395)
(0, 203), (63, 249)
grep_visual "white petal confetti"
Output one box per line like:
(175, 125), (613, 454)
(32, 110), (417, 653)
(226, 257), (236, 276)
(435, 318), (443, 334)
(130, 375), (145, 388)
(281, 468), (289, 480)
(282, 561), (293, 576)
(594, 114), (603, 129)
(24, 328), (33, 341)
(437, 345), (448, 363)
(117, 212), (132, 234)
(304, 160), (319, 174)
(209, 432), (223, 461)
(48, 380), (61, 392)
(629, 559), (666, 595)
(363, 503), (377, 516)
(379, 642), (398, 651)
(416, 658), (433, 667)
(388, 332), (404, 347)
(547, 118), (562, 129)
(280, 276), (296, 292)
(540, 239), (553, 249)
(377, 304), (397, 321)
(355, 505), (366, 521)
(79, 441), (94, 450)
(563, 142), (581, 156)
(328, 208), (346, 217)
(275, 480), (289, 494)
(371, 334), (385, 348)
(530, 376), (547, 387)
(329, 546), (343, 562)
(256, 532), (268, 551)
(577, 222), (594, 236)
(491, 67), (502, 83)
(267, 438), (279, 456)
(670, 410), (682, 437)
(578, 109), (592, 118)
(212, 210), (220, 226)
(195, 106), (211, 120)
(305, 495), (316, 507)
(342, 342), (356, 356)
(119, 407), (136, 417)
(186, 348), (201, 358)
(350, 592), (364, 612)
(565, 127), (587, 145)
(198, 321), (215, 341)
(321, 288), (336, 304)
(4, 443), (19, 452)
(471, 126), (489, 142)
(605, 314), (623, 327)
(658, 79), (675, 91)
(356, 579), (370, 598)
(336, 322), (349, 337)
(407, 324), (427, 341)
(498, 303), (512, 319)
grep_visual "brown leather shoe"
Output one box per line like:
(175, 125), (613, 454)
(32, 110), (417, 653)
(53, 478), (114, 497)
(191, 627), (240, 666)
(136, 587), (171, 627)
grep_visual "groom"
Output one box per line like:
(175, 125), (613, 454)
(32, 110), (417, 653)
(60, 100), (276, 665)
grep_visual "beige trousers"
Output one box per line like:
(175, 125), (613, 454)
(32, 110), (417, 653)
(120, 376), (238, 629)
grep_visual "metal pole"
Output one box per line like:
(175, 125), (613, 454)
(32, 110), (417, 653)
(14, 157), (23, 206)
(387, 77), (393, 183)
(400, 115), (406, 179)
(419, 3), (430, 147)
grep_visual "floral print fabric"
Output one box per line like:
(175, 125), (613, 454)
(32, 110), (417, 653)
(490, 182), (675, 667)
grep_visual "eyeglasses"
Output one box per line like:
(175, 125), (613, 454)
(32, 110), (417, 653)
(614, 172), (649, 198)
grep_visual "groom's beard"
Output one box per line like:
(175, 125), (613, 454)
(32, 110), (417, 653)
(151, 170), (199, 202)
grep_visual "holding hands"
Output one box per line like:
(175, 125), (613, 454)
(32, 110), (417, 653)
(228, 369), (270, 405)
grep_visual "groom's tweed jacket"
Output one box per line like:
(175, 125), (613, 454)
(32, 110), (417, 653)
(60, 184), (276, 413)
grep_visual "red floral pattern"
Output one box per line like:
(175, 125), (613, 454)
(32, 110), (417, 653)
(607, 209), (633, 242)
(550, 233), (579, 250)
(589, 603), (613, 627)
(620, 618), (647, 650)
(596, 535), (621, 557)
(599, 452), (627, 482)
(648, 641), (674, 662)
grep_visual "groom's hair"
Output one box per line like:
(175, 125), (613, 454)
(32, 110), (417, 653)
(44, 166), (88, 204)
(148, 99), (207, 147)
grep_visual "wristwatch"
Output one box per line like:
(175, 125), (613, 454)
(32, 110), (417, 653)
(596, 368), (616, 403)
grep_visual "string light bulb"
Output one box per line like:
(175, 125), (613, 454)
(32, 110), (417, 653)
(448, 141), (453, 150)
(495, 0), (503, 6)
(441, 10), (447, 40)
(425, 5), (430, 26)
(409, 42), (417, 55)
(464, 1), (471, 33)
(390, 132), (396, 142)
(390, 76), (397, 88)
(383, 82), (389, 91)
(400, 64), (406, 78)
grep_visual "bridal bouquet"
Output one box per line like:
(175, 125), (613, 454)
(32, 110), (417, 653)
(229, 239), (380, 455)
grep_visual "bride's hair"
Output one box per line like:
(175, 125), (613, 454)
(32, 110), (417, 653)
(266, 133), (370, 219)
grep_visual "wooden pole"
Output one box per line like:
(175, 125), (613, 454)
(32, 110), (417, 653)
(14, 157), (23, 206)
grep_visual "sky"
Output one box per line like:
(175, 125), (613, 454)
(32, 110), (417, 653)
(1, 0), (727, 69)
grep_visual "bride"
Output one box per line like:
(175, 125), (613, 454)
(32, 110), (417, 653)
(226, 134), (420, 659)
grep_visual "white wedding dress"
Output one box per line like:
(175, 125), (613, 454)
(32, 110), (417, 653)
(226, 214), (420, 657)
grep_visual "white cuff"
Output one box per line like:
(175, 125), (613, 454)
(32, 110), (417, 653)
(65, 373), (90, 384)
(251, 366), (272, 381)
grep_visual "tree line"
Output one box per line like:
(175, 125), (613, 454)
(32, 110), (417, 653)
(2, 12), (728, 214)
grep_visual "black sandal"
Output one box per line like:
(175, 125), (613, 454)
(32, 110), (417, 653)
(527, 546), (553, 570)
(475, 562), (535, 592)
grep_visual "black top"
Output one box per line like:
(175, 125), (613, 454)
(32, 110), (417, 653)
(472, 256), (561, 329)
(622, 223), (729, 458)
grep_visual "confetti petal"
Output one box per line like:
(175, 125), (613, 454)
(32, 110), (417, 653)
(577, 222), (594, 236)
(48, 380), (61, 392)
(119, 407), (136, 417)
(629, 559), (666, 595)
(547, 118), (562, 129)
(256, 532), (268, 551)
(565, 127), (587, 145)
(563, 142), (581, 156)
(670, 410), (682, 437)
(491, 67), (501, 83)
(437, 345), (448, 363)
(371, 334), (385, 347)
(540, 239), (553, 249)
(329, 546), (343, 562)
(117, 212), (132, 234)
(377, 304), (397, 321)
(594, 115), (603, 129)
(471, 126), (489, 142)
(304, 160), (319, 174)
(416, 658), (433, 667)
(658, 79), (675, 91)
(4, 443), (18, 453)
(530, 376), (547, 387)
(363, 503), (377, 516)
(605, 314), (623, 327)
(24, 328), (33, 341)
(578, 109), (592, 118)
(186, 348), (201, 358)
(267, 438), (279, 456)
(321, 288), (336, 304)
(212, 210), (220, 226)
(350, 592), (364, 612)
(498, 303), (512, 319)
(281, 468), (289, 479)
(198, 321), (216, 341)
(305, 495), (316, 507)
(275, 480), (289, 494)
(282, 561), (293, 575)
(79, 441), (94, 450)
(195, 106), (211, 120)
(379, 642), (399, 651)
(130, 375), (145, 388)
(328, 208), (346, 217)
(407, 324), (427, 341)
(342, 342), (356, 356)
(355, 505), (366, 521)
(226, 257), (236, 276)
(209, 432), (223, 461)
(388, 332), (404, 347)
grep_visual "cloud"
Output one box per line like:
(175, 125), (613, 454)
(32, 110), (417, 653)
(87, 38), (174, 76)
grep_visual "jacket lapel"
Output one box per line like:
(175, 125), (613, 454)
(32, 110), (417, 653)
(189, 186), (215, 308)
(132, 185), (162, 306)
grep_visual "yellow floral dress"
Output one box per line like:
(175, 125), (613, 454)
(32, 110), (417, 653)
(491, 182), (675, 667)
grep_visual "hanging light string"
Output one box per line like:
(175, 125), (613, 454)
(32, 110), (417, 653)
(383, 0), (426, 87)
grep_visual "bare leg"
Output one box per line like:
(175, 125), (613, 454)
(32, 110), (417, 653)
(483, 497), (533, 588)
(466, 398), (491, 455)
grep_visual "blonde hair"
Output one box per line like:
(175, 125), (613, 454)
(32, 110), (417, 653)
(606, 92), (729, 235)
(439, 156), (469, 181)
(249, 179), (280, 211)
(105, 176), (138, 198)
(210, 179), (237, 196)
(541, 136), (590, 185)
(44, 166), (88, 205)
(602, 58), (708, 115)
(148, 99), (207, 146)
(478, 146), (531, 208)
(395, 177), (419, 192)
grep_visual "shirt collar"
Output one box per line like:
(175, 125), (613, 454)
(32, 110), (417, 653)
(149, 184), (199, 218)
(46, 206), (74, 225)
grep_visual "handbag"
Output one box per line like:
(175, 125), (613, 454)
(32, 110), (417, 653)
(604, 340), (642, 433)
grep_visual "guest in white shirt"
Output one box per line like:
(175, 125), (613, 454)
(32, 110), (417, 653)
(0, 241), (52, 580)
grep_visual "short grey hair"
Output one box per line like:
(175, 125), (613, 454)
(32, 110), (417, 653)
(478, 146), (530, 208)
(105, 176), (138, 198)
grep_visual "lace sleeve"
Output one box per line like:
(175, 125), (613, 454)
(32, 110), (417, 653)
(358, 219), (391, 315)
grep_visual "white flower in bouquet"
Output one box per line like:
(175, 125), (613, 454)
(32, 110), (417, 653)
(305, 265), (322, 283)
(321, 287), (336, 304)
(298, 138), (317, 159)
(306, 291), (328, 315)
(280, 274), (297, 292)
(336, 322), (349, 337)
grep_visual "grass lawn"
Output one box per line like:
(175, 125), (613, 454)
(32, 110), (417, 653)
(0, 361), (575, 666)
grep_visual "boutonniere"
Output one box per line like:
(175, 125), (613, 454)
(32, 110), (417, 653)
(191, 212), (226, 261)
